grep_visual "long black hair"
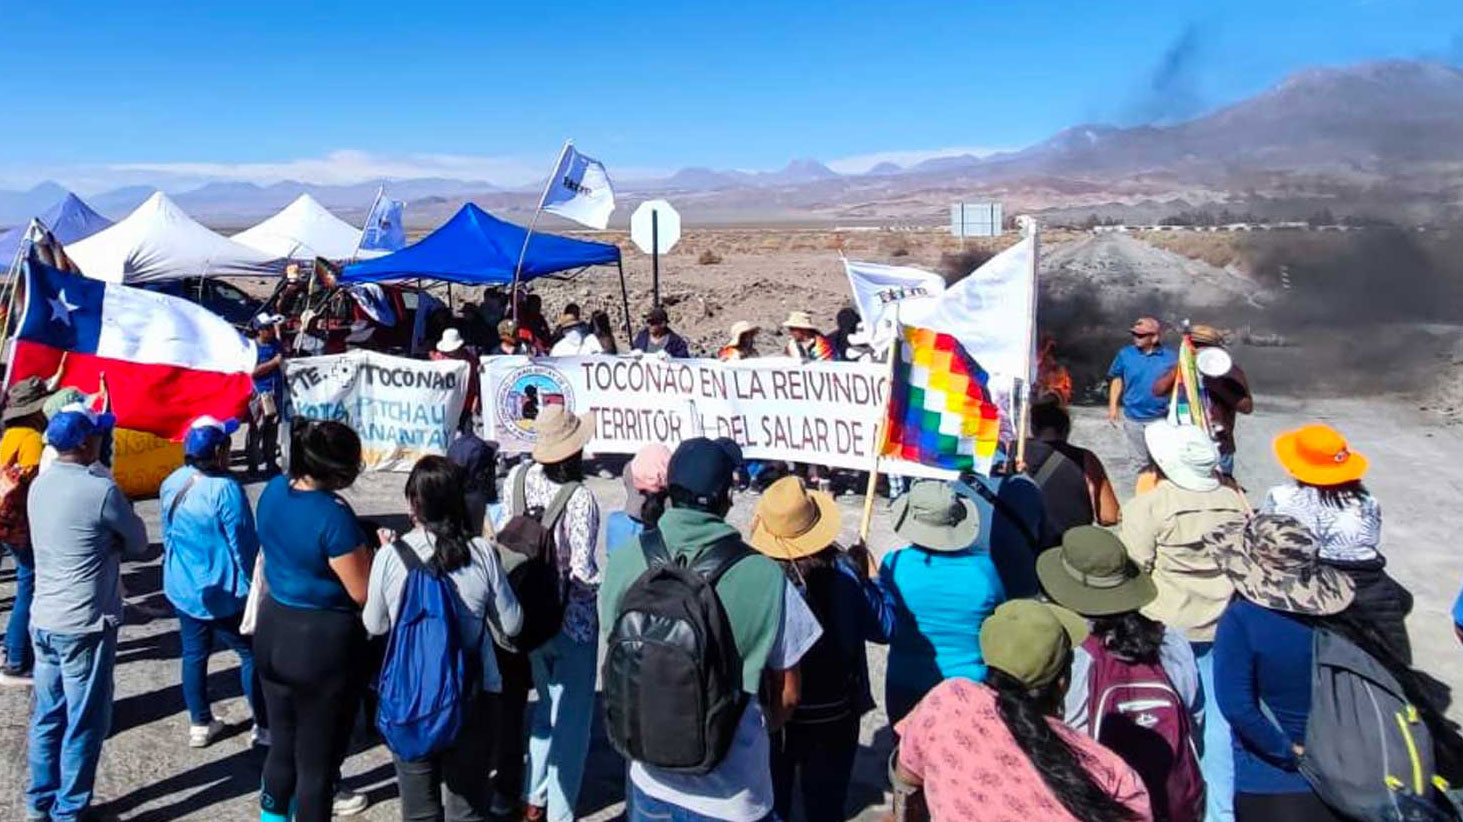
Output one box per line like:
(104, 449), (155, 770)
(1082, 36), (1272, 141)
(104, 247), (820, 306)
(985, 668), (1141, 822)
(1090, 611), (1166, 662)
(405, 455), (474, 574)
(288, 419), (362, 490)
(590, 310), (618, 354)
(1298, 479), (1370, 509)
(542, 451), (585, 484)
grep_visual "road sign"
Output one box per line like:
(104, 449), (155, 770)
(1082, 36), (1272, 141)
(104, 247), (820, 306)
(631, 200), (681, 255)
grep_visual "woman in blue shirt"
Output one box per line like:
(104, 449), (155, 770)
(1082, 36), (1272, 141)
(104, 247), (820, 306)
(878, 479), (1005, 724)
(254, 420), (374, 822)
(159, 416), (263, 749)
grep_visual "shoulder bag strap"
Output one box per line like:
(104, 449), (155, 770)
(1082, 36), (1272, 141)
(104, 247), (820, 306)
(541, 480), (581, 530)
(690, 535), (753, 586)
(512, 464), (529, 516)
(639, 528), (672, 569)
(392, 538), (427, 574)
(166, 471), (202, 527)
(969, 480), (1040, 552)
(1031, 447), (1070, 488)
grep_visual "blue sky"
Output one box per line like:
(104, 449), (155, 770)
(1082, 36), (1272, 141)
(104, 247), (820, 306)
(0, 0), (1459, 192)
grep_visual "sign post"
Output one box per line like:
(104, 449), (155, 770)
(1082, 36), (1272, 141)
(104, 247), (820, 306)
(631, 200), (681, 310)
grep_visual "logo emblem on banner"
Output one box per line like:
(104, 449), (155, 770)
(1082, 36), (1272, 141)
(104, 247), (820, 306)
(495, 364), (575, 441)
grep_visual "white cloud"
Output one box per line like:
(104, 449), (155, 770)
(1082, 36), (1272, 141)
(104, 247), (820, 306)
(826, 146), (1010, 174)
(109, 149), (545, 188)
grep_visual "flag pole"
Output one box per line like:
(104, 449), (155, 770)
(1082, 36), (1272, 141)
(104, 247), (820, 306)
(1013, 216), (1039, 471)
(351, 185), (384, 265)
(858, 304), (900, 542)
(511, 139), (572, 324)
(0, 220), (38, 361)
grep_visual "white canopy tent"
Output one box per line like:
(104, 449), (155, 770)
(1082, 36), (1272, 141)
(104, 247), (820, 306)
(230, 193), (364, 260)
(67, 192), (284, 284)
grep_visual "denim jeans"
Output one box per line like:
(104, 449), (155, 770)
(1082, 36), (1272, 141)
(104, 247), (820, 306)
(629, 784), (775, 822)
(177, 611), (264, 727)
(1193, 642), (1235, 822)
(27, 626), (118, 822)
(3, 542), (35, 671)
(525, 632), (597, 822)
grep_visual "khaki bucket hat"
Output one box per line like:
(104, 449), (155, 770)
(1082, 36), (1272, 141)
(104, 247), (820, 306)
(891, 479), (980, 551)
(531, 405), (595, 464)
(4, 377), (53, 423)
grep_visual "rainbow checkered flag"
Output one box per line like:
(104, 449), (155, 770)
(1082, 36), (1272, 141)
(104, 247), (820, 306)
(881, 325), (1002, 474)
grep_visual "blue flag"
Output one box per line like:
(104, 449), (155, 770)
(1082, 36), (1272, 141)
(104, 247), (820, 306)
(360, 196), (406, 252)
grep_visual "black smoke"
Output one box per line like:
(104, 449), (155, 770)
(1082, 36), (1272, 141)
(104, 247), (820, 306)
(1128, 23), (1210, 124)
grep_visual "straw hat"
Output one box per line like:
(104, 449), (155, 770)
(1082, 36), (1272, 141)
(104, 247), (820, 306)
(750, 476), (842, 560)
(1037, 526), (1157, 616)
(782, 311), (819, 332)
(1144, 421), (1220, 492)
(1273, 423), (1368, 486)
(1189, 324), (1226, 346)
(531, 406), (595, 464)
(1206, 514), (1356, 616)
(726, 321), (760, 347)
(891, 479), (980, 551)
(436, 328), (465, 353)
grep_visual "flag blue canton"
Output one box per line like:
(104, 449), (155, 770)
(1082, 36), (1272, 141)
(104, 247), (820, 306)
(19, 257), (104, 354)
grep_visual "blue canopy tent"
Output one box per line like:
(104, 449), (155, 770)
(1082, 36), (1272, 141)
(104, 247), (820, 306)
(340, 203), (631, 336)
(0, 192), (114, 263)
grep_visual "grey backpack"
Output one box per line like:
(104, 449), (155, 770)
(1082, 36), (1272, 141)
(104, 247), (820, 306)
(1302, 629), (1457, 822)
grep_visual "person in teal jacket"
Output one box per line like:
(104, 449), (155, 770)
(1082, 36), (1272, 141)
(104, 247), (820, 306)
(159, 416), (265, 749)
(878, 479), (1007, 724)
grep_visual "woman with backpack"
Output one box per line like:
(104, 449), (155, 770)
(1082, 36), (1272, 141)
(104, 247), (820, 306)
(749, 476), (893, 822)
(605, 444), (670, 556)
(363, 455), (523, 822)
(1036, 526), (1203, 822)
(878, 478), (1006, 723)
(1263, 423), (1414, 663)
(254, 420), (376, 822)
(500, 406), (601, 822)
(895, 599), (1152, 822)
(159, 416), (267, 749)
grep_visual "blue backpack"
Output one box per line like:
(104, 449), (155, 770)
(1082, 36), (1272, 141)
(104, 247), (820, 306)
(376, 541), (472, 762)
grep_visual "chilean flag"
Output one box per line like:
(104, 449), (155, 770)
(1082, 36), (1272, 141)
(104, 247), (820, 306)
(9, 257), (256, 440)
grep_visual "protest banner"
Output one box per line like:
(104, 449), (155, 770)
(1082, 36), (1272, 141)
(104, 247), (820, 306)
(284, 350), (467, 471)
(112, 428), (183, 498)
(482, 354), (956, 478)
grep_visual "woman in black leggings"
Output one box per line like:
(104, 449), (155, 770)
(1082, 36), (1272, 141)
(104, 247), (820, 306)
(254, 421), (375, 822)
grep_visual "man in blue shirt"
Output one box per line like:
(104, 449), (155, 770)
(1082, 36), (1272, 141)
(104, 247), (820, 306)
(248, 313), (285, 476)
(1106, 316), (1178, 473)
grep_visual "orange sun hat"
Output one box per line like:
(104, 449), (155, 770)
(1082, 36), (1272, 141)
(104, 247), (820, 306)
(1273, 423), (1369, 486)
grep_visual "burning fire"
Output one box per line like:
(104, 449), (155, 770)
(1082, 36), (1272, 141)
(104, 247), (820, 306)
(1036, 335), (1073, 406)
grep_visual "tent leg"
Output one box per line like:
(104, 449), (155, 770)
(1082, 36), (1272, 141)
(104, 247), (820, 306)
(616, 259), (633, 344)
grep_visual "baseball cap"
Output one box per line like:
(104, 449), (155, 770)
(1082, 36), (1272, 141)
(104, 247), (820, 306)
(184, 415), (240, 459)
(667, 437), (743, 508)
(979, 599), (1089, 689)
(253, 312), (285, 329)
(1130, 316), (1161, 335)
(646, 307), (669, 325)
(45, 403), (116, 452)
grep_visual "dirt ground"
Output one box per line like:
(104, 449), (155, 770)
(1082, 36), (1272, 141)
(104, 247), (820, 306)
(4, 230), (1463, 820)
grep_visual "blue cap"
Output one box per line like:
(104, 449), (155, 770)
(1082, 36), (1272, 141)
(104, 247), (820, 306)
(45, 403), (116, 452)
(184, 416), (240, 459)
(667, 437), (744, 508)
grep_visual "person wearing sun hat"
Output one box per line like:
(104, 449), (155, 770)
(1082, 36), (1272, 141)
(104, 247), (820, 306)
(430, 327), (482, 430)
(717, 320), (761, 361)
(23, 401), (148, 821)
(159, 416), (267, 749)
(877, 478), (1006, 723)
(1037, 526), (1201, 762)
(1207, 514), (1359, 820)
(749, 476), (892, 822)
(247, 312), (286, 477)
(1151, 324), (1253, 478)
(1107, 315), (1178, 474)
(501, 404), (602, 822)
(782, 311), (835, 362)
(1262, 423), (1413, 663)
(895, 599), (1153, 822)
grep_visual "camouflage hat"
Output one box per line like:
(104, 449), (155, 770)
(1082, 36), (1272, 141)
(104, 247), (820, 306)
(1205, 514), (1355, 617)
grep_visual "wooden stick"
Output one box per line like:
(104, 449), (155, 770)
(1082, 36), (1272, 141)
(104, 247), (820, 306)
(858, 312), (902, 542)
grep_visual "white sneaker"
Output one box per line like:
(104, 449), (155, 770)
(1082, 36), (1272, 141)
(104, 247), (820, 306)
(0, 666), (33, 687)
(250, 726), (271, 747)
(188, 719), (225, 748)
(332, 789), (369, 816)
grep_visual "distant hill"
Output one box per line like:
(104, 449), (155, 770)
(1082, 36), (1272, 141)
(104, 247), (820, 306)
(3, 59), (1460, 228)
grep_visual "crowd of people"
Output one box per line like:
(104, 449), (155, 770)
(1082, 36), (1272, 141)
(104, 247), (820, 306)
(0, 305), (1461, 822)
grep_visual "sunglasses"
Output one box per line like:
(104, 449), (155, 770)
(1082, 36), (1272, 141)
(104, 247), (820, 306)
(1131, 331), (1156, 339)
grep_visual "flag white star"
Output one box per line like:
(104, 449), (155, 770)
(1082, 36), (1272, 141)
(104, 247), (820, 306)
(49, 290), (79, 327)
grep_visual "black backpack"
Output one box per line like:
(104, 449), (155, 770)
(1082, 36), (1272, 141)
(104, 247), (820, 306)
(494, 467), (578, 653)
(603, 529), (751, 774)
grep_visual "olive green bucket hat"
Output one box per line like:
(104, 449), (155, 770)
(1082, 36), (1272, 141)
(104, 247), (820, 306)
(1037, 526), (1158, 617)
(890, 479), (980, 551)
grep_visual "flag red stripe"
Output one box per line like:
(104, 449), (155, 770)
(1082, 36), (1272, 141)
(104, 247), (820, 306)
(11, 340), (253, 441)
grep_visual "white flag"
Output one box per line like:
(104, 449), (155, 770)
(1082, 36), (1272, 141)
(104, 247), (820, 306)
(916, 231), (1036, 388)
(541, 145), (615, 229)
(843, 259), (946, 354)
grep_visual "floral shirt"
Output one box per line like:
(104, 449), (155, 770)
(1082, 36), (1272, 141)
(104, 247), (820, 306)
(1263, 482), (1381, 565)
(505, 462), (601, 643)
(896, 678), (1152, 822)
